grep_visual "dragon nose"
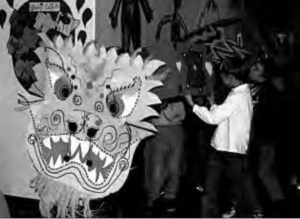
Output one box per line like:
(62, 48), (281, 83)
(67, 121), (78, 134)
(87, 128), (99, 139)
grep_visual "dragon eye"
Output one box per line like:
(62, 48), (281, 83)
(61, 87), (70, 98)
(54, 77), (72, 101)
(108, 101), (119, 116)
(106, 79), (141, 118)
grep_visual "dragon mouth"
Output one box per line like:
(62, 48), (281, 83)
(40, 135), (115, 185)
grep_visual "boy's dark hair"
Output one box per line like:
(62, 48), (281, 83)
(219, 56), (254, 82)
(255, 57), (274, 79)
(254, 47), (274, 79)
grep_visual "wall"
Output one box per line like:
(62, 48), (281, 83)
(0, 0), (95, 199)
(95, 0), (240, 63)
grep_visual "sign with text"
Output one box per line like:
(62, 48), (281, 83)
(29, 2), (60, 12)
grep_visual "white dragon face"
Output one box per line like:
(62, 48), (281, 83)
(24, 33), (164, 205)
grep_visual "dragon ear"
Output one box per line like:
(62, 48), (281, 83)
(44, 48), (68, 84)
(45, 48), (64, 70)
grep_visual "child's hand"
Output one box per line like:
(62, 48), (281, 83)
(184, 92), (194, 107)
(207, 91), (215, 106)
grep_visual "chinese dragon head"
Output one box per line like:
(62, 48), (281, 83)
(23, 33), (165, 217)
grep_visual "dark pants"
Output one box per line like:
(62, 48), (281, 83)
(144, 125), (185, 204)
(256, 143), (285, 202)
(247, 131), (285, 201)
(201, 148), (256, 217)
(184, 113), (215, 187)
(187, 129), (209, 186)
(121, 5), (141, 52)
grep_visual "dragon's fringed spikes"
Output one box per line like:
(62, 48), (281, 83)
(99, 46), (107, 59)
(107, 47), (118, 61)
(64, 36), (74, 50)
(54, 35), (65, 50)
(44, 48), (65, 72)
(143, 55), (154, 68)
(116, 53), (130, 67)
(130, 48), (142, 65)
(144, 60), (166, 76)
(83, 41), (99, 57)
(132, 55), (144, 68)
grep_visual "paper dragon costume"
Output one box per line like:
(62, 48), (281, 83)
(19, 33), (165, 217)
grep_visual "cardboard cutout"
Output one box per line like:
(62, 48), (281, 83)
(18, 33), (165, 217)
(109, 0), (153, 52)
(155, 0), (188, 50)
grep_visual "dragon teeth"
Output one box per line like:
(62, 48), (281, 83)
(51, 136), (60, 142)
(70, 137), (80, 156)
(49, 156), (54, 168)
(43, 138), (52, 149)
(72, 153), (81, 163)
(54, 155), (62, 168)
(97, 172), (104, 184)
(91, 145), (100, 155)
(80, 141), (90, 158)
(61, 135), (69, 143)
(98, 150), (113, 168)
(99, 150), (106, 160)
(103, 155), (113, 168)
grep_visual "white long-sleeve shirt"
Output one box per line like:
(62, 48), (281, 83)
(193, 84), (253, 154)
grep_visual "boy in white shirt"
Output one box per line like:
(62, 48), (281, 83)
(184, 58), (254, 217)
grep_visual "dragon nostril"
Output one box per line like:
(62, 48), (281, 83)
(86, 160), (93, 167)
(68, 121), (78, 133)
(87, 128), (99, 139)
(64, 155), (70, 162)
